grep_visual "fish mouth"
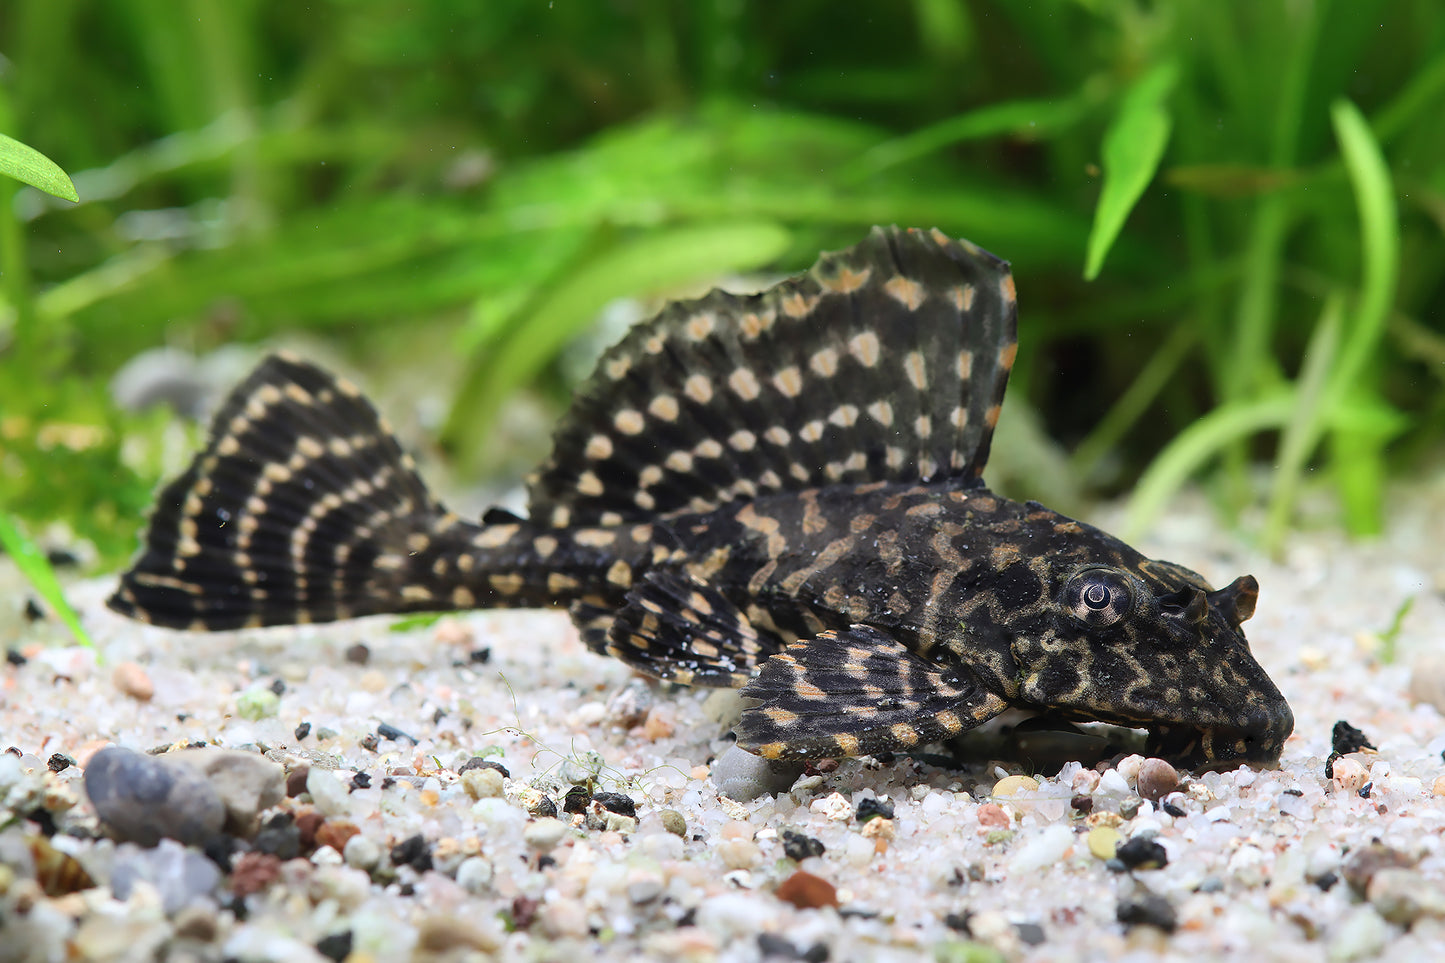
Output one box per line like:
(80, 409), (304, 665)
(1144, 720), (1286, 771)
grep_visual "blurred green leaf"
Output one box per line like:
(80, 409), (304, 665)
(1084, 63), (1179, 280)
(0, 132), (78, 202)
(443, 220), (794, 463)
(0, 514), (92, 648)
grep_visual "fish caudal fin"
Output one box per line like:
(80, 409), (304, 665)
(528, 226), (1018, 528)
(109, 353), (459, 630)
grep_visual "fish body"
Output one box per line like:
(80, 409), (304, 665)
(110, 227), (1293, 769)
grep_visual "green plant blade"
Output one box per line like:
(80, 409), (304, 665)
(0, 513), (93, 648)
(1083, 63), (1179, 280)
(0, 132), (79, 202)
(443, 220), (793, 463)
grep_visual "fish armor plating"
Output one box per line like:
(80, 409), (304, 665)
(110, 227), (1294, 769)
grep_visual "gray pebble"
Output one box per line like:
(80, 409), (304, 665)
(712, 745), (805, 801)
(85, 747), (226, 847)
(167, 749), (284, 838)
(110, 839), (221, 914)
(628, 877), (664, 904)
(1367, 868), (1445, 925)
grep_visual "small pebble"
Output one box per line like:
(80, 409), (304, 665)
(775, 869), (839, 909)
(1332, 758), (1369, 795)
(344, 643), (370, 665)
(1116, 893), (1176, 932)
(659, 809), (687, 836)
(286, 765), (310, 798)
(782, 830), (826, 861)
(230, 852), (282, 897)
(235, 689), (280, 721)
(1366, 868), (1445, 925)
(461, 768), (504, 800)
(342, 834), (381, 870)
(455, 856), (493, 894)
(458, 757), (510, 778)
(391, 833), (433, 872)
(562, 786), (591, 814)
(992, 775), (1039, 797)
(1406, 652), (1445, 715)
(416, 914), (502, 954)
(1332, 720), (1376, 755)
(855, 797), (894, 822)
(523, 817), (569, 852)
(593, 791), (637, 817)
(167, 748), (285, 838)
(1087, 826), (1121, 860)
(1118, 798), (1142, 820)
(111, 662), (154, 701)
(315, 819), (360, 853)
(306, 768), (353, 818)
(84, 746), (226, 847)
(315, 932), (353, 963)
(1114, 836), (1168, 871)
(1135, 759), (1180, 802)
(976, 804), (1010, 828)
(1342, 841), (1416, 897)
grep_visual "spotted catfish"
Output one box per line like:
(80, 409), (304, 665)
(109, 226), (1293, 769)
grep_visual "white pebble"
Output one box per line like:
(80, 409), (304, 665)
(343, 834), (381, 870)
(306, 768), (353, 818)
(455, 856), (493, 894)
(1010, 823), (1075, 873)
(523, 817), (569, 852)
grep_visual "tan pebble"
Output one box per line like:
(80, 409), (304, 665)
(1432, 775), (1445, 797)
(642, 706), (676, 740)
(774, 869), (838, 909)
(860, 817), (895, 840)
(1136, 759), (1181, 802)
(660, 810), (687, 836)
(416, 914), (503, 953)
(358, 670), (388, 693)
(461, 768), (504, 800)
(1407, 653), (1445, 715)
(720, 820), (754, 841)
(1071, 768), (1101, 793)
(717, 838), (761, 869)
(1086, 811), (1123, 829)
(432, 618), (475, 648)
(690, 765), (710, 781)
(1332, 757), (1370, 794)
(112, 662), (154, 701)
(1087, 826), (1121, 860)
(1298, 647), (1328, 670)
(1116, 754), (1146, 786)
(976, 803), (1011, 828)
(991, 775), (1038, 797)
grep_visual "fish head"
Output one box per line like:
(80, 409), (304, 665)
(1010, 553), (1293, 770)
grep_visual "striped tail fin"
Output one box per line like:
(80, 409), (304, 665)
(108, 353), (470, 630)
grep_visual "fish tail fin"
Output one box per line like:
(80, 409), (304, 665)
(108, 353), (472, 630)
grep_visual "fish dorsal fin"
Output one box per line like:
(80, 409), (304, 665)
(527, 226), (1018, 527)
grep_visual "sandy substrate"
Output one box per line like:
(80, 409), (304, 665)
(3, 479), (1445, 963)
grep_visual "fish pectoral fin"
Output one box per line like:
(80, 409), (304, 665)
(734, 623), (1007, 760)
(604, 569), (781, 687)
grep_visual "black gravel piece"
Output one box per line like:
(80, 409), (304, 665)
(350, 772), (372, 791)
(252, 823), (301, 860)
(1114, 836), (1168, 871)
(757, 932), (829, 961)
(45, 548), (79, 568)
(47, 753), (74, 773)
(1162, 801), (1186, 818)
(315, 931), (353, 962)
(1116, 894), (1177, 932)
(562, 786), (591, 814)
(1324, 751), (1342, 780)
(344, 643), (370, 665)
(376, 722), (416, 744)
(1332, 720), (1375, 755)
(1015, 922), (1046, 946)
(592, 791), (636, 817)
(469, 647), (492, 664)
(855, 797), (894, 823)
(5, 649), (26, 666)
(390, 833), (433, 872)
(294, 722), (311, 740)
(359, 733), (380, 752)
(530, 796), (558, 818)
(24, 598), (45, 622)
(782, 830), (826, 861)
(202, 835), (238, 872)
(269, 678), (286, 696)
(943, 911), (972, 933)
(1314, 871), (1339, 891)
(1070, 794), (1093, 814)
(459, 757), (509, 778)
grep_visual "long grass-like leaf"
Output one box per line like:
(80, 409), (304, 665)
(443, 221), (793, 464)
(0, 132), (79, 202)
(0, 513), (93, 649)
(1084, 63), (1178, 280)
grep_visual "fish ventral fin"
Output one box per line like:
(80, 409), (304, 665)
(605, 568), (783, 687)
(735, 624), (1008, 761)
(108, 353), (452, 630)
(528, 226), (1018, 527)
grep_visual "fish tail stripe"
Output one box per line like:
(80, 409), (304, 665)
(528, 226), (1017, 526)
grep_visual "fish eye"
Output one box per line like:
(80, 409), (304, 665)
(1064, 568), (1135, 627)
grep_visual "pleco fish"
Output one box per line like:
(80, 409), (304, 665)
(110, 227), (1293, 770)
